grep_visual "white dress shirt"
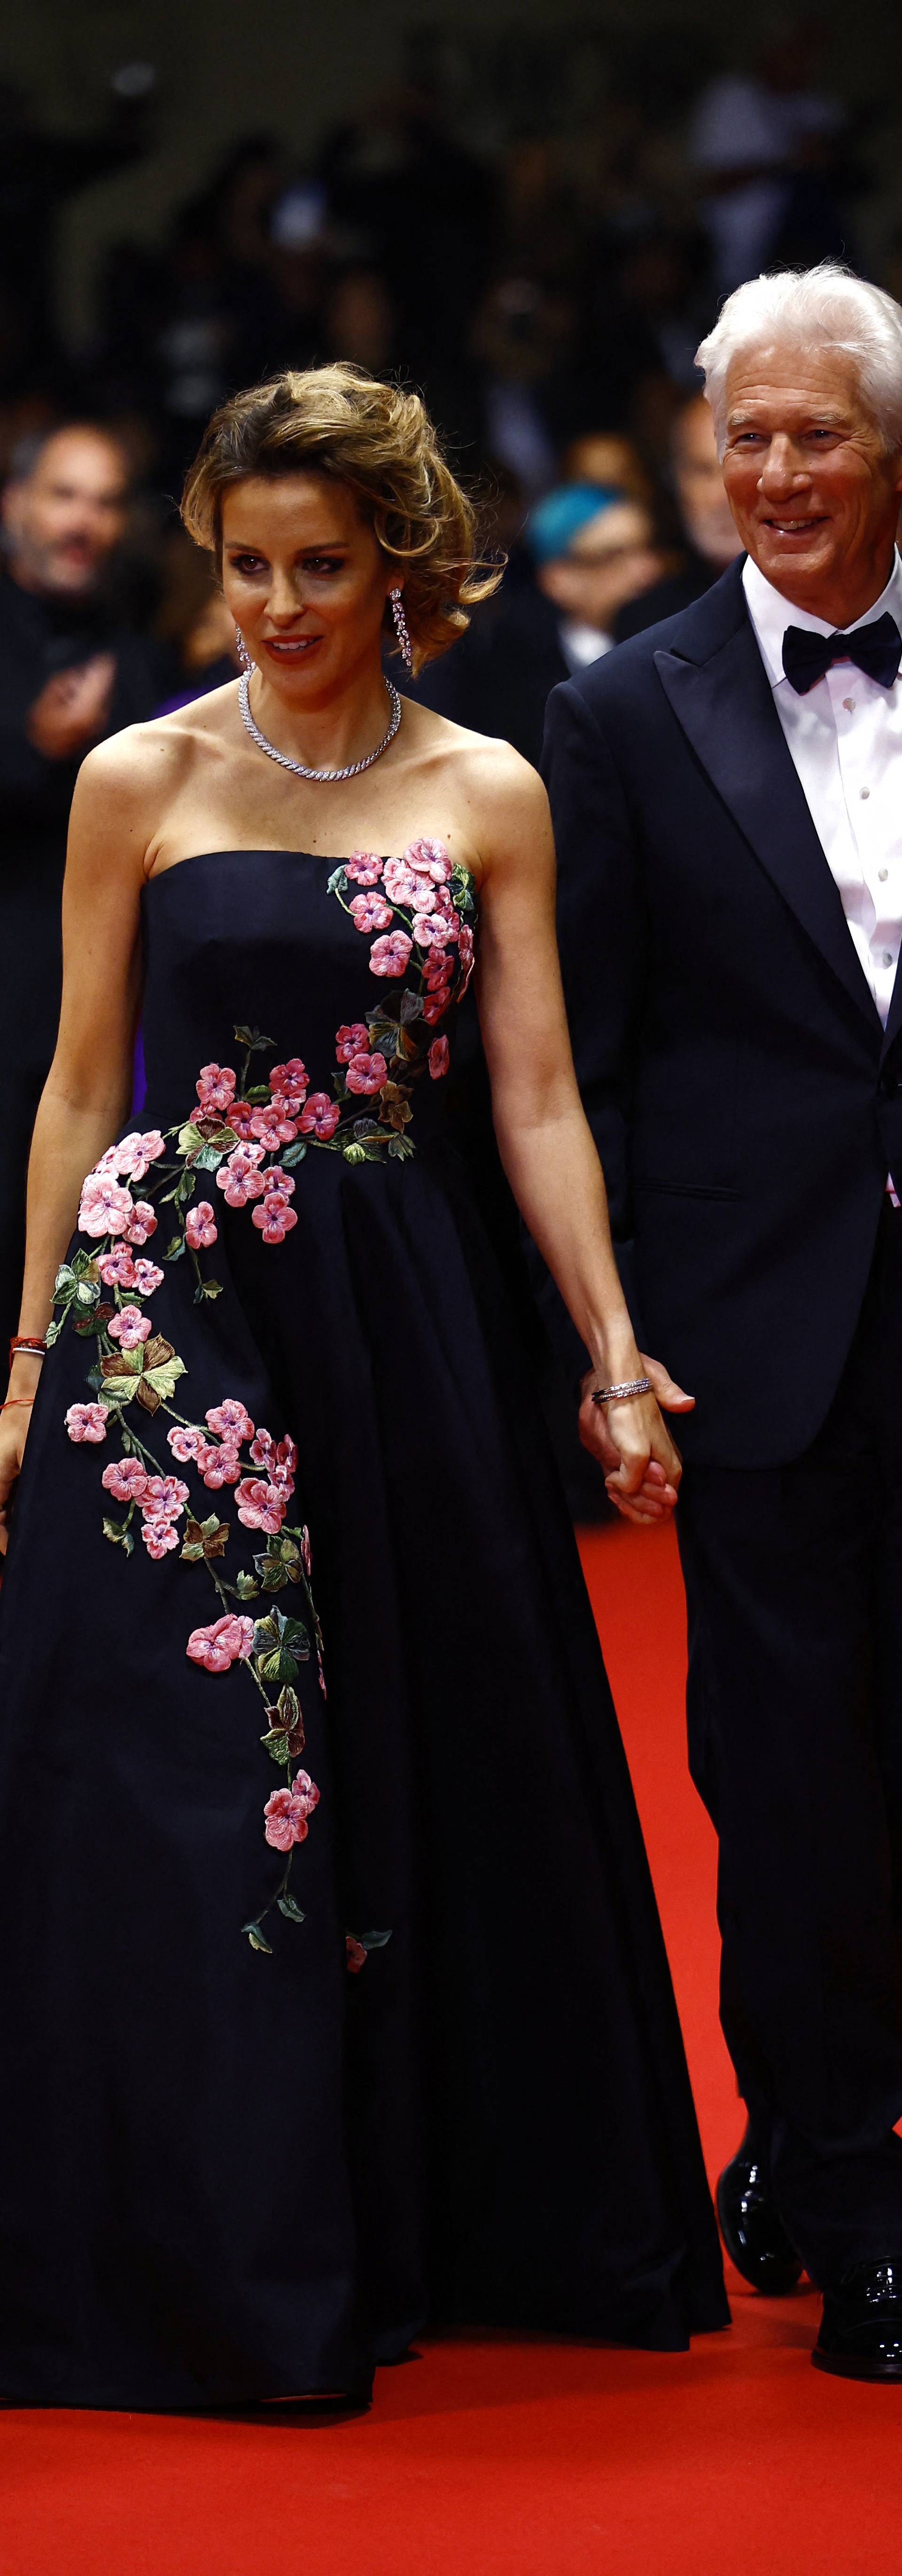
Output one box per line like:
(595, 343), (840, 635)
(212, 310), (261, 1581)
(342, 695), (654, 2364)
(742, 550), (902, 1027)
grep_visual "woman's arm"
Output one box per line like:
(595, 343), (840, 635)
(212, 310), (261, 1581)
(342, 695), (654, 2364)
(0, 731), (157, 1541)
(474, 748), (692, 1523)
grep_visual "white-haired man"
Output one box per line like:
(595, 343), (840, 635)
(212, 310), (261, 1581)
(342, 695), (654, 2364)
(542, 263), (902, 2379)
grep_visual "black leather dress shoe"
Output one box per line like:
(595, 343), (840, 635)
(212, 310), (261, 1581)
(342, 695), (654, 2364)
(716, 2124), (804, 2293)
(813, 2261), (902, 2379)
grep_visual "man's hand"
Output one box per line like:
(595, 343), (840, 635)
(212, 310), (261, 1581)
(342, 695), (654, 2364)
(578, 1351), (695, 1525)
(26, 654), (116, 761)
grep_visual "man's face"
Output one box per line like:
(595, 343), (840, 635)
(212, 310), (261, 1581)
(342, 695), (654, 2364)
(3, 429), (129, 596)
(721, 345), (902, 617)
(673, 396), (741, 570)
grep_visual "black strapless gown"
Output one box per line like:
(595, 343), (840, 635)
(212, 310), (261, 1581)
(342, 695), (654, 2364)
(0, 844), (727, 2410)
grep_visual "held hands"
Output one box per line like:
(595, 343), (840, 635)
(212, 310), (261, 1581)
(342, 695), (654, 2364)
(578, 1353), (694, 1527)
(26, 655), (116, 762)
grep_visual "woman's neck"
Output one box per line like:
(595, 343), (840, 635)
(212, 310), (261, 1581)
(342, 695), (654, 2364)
(246, 661), (397, 773)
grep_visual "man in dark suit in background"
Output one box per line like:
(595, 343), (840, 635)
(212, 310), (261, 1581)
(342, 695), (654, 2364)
(543, 263), (902, 2381)
(0, 423), (162, 1350)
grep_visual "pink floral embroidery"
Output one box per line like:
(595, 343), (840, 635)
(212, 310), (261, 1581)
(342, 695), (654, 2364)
(216, 1144), (267, 1207)
(206, 1398), (254, 1443)
(381, 856), (421, 906)
(269, 1058), (308, 1110)
(249, 1106), (299, 1150)
(141, 1514), (180, 1558)
(65, 1401), (108, 1443)
(78, 1175), (134, 1238)
(458, 922), (475, 995)
(108, 1303), (152, 1349)
(97, 1245), (138, 1288)
(167, 1423), (205, 1462)
(346, 1936), (367, 1974)
(405, 837), (451, 882)
(185, 1203), (217, 1251)
(349, 891), (393, 934)
(236, 1476), (286, 1534)
(412, 911), (448, 949)
(227, 1100), (257, 1141)
(186, 1613), (255, 1673)
(335, 1022), (371, 1064)
(428, 1037), (450, 1080)
(264, 1770), (320, 1850)
(370, 929), (413, 978)
(345, 1049), (388, 1096)
(423, 987), (452, 1025)
(141, 1475), (189, 1520)
(344, 852), (383, 886)
(116, 1130), (166, 1182)
(299, 1092), (340, 1139)
(101, 1456), (149, 1503)
(124, 1201), (157, 1246)
(132, 1258), (164, 1295)
(196, 1063), (237, 1114)
(252, 1192), (298, 1243)
(196, 1442), (241, 1488)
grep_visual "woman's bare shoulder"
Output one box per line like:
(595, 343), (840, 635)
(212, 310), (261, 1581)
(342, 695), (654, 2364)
(70, 686), (240, 831)
(406, 697), (549, 818)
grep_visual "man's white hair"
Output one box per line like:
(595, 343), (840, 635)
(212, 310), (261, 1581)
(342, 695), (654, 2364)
(696, 263), (902, 457)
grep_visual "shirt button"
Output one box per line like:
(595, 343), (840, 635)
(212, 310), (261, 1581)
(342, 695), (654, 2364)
(860, 786), (871, 800)
(843, 696), (855, 711)
(879, 868), (889, 882)
(883, 952), (894, 969)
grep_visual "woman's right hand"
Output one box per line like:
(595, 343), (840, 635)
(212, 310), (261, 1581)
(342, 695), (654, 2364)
(0, 1363), (40, 1555)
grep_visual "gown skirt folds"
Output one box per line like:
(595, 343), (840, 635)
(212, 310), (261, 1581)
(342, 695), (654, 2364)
(0, 844), (727, 2409)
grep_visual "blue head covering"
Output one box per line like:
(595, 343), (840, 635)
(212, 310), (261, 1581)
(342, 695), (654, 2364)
(525, 484), (624, 569)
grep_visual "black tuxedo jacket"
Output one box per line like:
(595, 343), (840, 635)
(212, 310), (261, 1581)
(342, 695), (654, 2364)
(542, 556), (902, 1468)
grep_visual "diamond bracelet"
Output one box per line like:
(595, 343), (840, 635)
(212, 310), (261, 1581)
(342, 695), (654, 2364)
(591, 1376), (652, 1407)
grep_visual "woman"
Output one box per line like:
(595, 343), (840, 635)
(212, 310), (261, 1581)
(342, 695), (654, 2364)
(0, 366), (727, 2410)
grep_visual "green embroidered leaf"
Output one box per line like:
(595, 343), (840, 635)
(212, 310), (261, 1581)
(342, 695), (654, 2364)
(164, 1235), (187, 1260)
(181, 1513), (228, 1562)
(360, 1929), (392, 1952)
(326, 867), (348, 896)
(194, 1137), (234, 1170)
(243, 1921), (273, 1954)
(244, 1083), (271, 1102)
(100, 1347), (142, 1406)
(102, 1515), (134, 1555)
(388, 1135), (414, 1159)
(44, 1317), (63, 1346)
(194, 1277), (223, 1303)
(71, 1251), (100, 1282)
(254, 1534), (302, 1593)
(399, 988), (424, 1024)
(233, 1025), (275, 1052)
(74, 1278), (101, 1308)
(86, 1362), (105, 1394)
(280, 1139), (307, 1170)
(342, 1142), (367, 1165)
(141, 1355), (187, 1404)
(277, 1894), (306, 1924)
(256, 1647), (298, 1686)
(260, 1728), (291, 1766)
(177, 1121), (205, 1156)
(235, 1569), (259, 1600)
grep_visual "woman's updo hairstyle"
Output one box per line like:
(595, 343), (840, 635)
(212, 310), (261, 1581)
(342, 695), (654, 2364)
(181, 362), (501, 671)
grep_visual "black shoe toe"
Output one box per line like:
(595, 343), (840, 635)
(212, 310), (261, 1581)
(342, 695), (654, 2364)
(716, 2124), (803, 2295)
(814, 2261), (902, 2382)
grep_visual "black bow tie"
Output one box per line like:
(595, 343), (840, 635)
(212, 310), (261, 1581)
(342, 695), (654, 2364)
(782, 612), (902, 695)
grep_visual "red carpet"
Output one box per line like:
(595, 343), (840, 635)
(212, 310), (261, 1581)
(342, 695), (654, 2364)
(5, 1519), (902, 2574)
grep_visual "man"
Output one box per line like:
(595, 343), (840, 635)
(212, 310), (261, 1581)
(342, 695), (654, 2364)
(614, 390), (741, 640)
(0, 423), (162, 1348)
(543, 263), (902, 2380)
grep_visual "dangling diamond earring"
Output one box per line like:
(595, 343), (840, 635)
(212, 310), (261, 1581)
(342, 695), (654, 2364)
(234, 625), (254, 672)
(389, 586), (413, 672)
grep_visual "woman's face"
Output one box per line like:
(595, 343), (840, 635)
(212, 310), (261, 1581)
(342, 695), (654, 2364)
(220, 472), (396, 701)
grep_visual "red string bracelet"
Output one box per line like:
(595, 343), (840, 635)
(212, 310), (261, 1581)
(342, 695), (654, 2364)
(8, 1336), (47, 1365)
(1, 1396), (34, 1409)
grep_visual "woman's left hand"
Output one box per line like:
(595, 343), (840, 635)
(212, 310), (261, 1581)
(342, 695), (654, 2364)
(578, 1354), (695, 1525)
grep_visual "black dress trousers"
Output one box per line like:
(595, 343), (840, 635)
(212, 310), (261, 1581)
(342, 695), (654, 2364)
(677, 1200), (902, 2286)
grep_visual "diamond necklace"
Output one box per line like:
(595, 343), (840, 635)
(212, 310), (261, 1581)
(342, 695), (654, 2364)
(238, 670), (402, 783)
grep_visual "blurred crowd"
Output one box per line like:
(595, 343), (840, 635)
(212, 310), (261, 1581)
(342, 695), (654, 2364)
(0, 23), (893, 1389)
(0, 25), (889, 748)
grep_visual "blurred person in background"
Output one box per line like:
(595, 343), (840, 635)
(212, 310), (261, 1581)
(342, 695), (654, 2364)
(562, 431), (654, 508)
(0, 72), (156, 398)
(413, 484), (663, 769)
(615, 388), (742, 639)
(0, 424), (163, 1350)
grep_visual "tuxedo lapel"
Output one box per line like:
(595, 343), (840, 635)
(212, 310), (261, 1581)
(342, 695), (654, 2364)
(653, 571), (880, 1036)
